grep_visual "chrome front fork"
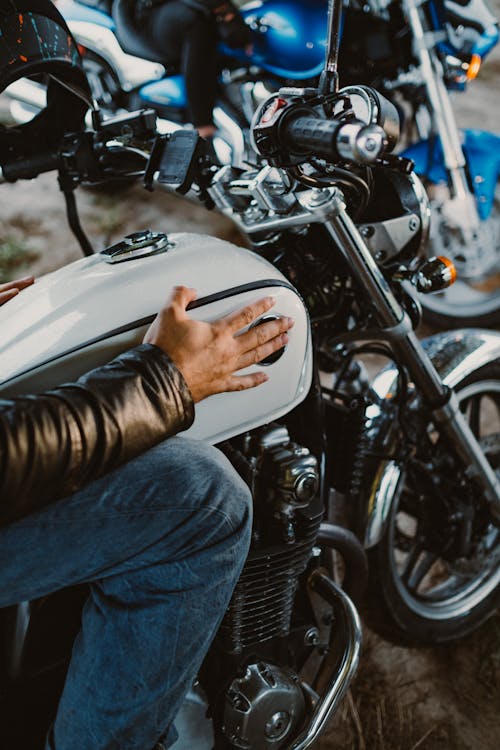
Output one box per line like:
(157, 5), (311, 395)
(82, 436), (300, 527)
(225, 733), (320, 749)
(403, 0), (481, 234)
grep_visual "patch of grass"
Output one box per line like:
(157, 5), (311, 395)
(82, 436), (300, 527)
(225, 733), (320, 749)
(0, 236), (39, 281)
(6, 213), (45, 235)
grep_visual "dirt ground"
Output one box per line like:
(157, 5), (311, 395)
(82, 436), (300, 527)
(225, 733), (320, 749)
(1, 4), (500, 749)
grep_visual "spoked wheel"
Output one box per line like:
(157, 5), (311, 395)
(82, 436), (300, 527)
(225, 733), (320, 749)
(417, 182), (500, 328)
(368, 362), (500, 643)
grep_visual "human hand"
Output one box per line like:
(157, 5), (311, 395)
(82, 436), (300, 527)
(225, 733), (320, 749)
(0, 276), (34, 306)
(143, 286), (294, 403)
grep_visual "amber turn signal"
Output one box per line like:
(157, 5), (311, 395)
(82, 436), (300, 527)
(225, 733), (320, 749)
(466, 54), (482, 80)
(413, 256), (457, 293)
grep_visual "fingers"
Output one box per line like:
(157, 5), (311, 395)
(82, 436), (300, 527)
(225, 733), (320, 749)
(237, 315), (294, 355)
(165, 286), (197, 318)
(0, 276), (34, 294)
(223, 296), (276, 333)
(13, 275), (35, 291)
(0, 276), (35, 306)
(235, 331), (289, 369)
(0, 288), (19, 306)
(224, 372), (270, 392)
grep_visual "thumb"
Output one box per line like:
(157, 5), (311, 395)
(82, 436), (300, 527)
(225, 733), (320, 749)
(168, 286), (198, 318)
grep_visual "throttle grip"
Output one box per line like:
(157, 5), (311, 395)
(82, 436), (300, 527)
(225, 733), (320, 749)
(283, 116), (387, 164)
(283, 117), (341, 158)
(0, 152), (59, 182)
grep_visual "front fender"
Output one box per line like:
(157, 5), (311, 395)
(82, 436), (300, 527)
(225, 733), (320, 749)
(359, 328), (500, 548)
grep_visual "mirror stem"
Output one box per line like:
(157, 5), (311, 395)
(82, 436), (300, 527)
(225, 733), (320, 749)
(319, 0), (343, 95)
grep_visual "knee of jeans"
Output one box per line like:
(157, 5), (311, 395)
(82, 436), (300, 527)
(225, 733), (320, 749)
(180, 439), (252, 536)
(203, 444), (253, 532)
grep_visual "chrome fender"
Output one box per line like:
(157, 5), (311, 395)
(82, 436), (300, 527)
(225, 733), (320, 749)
(360, 328), (500, 548)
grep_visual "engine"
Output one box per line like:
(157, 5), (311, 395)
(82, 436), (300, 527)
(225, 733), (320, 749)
(211, 425), (323, 749)
(219, 424), (322, 654)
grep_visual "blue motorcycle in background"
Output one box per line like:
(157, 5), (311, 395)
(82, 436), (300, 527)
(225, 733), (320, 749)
(5, 0), (500, 327)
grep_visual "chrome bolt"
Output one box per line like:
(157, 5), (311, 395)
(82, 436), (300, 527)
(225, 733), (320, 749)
(304, 627), (320, 646)
(265, 711), (290, 739)
(308, 188), (331, 207)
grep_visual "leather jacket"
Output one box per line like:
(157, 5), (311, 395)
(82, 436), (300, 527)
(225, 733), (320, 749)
(0, 344), (194, 528)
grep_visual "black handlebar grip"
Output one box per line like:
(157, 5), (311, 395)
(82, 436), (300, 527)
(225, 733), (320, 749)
(1, 152), (60, 182)
(283, 115), (387, 164)
(283, 116), (342, 160)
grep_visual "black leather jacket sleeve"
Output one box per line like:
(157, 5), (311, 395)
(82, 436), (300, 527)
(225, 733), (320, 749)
(0, 344), (194, 527)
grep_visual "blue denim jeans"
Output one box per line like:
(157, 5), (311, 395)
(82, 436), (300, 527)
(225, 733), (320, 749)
(0, 437), (252, 750)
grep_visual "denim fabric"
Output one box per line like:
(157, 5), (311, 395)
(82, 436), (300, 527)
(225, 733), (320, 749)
(0, 437), (252, 750)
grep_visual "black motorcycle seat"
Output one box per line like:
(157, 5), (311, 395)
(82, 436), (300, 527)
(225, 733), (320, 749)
(112, 0), (177, 69)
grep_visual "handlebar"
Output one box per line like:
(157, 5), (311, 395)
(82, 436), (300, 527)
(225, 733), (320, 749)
(251, 87), (403, 169)
(0, 151), (60, 182)
(283, 116), (387, 164)
(0, 109), (158, 186)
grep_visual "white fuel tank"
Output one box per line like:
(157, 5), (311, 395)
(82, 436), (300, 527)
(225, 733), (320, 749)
(0, 232), (312, 443)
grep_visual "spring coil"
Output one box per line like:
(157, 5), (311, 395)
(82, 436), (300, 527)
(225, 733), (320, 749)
(325, 393), (368, 496)
(347, 408), (370, 500)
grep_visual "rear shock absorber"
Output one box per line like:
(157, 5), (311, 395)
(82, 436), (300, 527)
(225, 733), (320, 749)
(324, 391), (368, 497)
(347, 405), (371, 501)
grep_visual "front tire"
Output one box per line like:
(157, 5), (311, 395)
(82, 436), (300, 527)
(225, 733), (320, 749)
(367, 362), (500, 643)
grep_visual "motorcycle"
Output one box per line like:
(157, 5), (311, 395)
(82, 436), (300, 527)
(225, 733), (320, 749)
(2, 0), (328, 167)
(237, 0), (500, 329)
(4, 0), (500, 327)
(338, 0), (500, 327)
(1, 3), (500, 748)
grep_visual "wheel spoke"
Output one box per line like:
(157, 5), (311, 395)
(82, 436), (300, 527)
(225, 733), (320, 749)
(400, 539), (423, 580)
(467, 396), (481, 437)
(402, 547), (438, 593)
(418, 574), (463, 601)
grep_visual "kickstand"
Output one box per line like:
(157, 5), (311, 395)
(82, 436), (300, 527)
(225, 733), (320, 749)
(58, 167), (94, 256)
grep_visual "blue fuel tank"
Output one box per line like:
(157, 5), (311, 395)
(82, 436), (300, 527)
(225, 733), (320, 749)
(239, 0), (328, 80)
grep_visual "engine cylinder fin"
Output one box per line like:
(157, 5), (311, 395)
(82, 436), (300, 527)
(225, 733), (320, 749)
(218, 513), (322, 653)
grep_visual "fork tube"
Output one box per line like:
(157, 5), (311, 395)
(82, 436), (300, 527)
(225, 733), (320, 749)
(324, 204), (500, 515)
(323, 208), (448, 400)
(402, 0), (480, 224)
